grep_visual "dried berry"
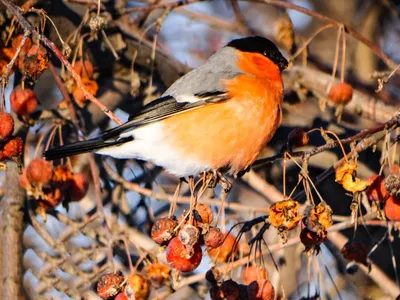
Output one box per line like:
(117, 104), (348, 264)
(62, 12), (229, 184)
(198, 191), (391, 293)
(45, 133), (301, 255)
(69, 172), (89, 201)
(10, 87), (38, 116)
(247, 279), (275, 300)
(204, 227), (224, 249)
(208, 233), (236, 263)
(384, 173), (400, 197)
(219, 279), (240, 300)
(269, 199), (302, 242)
(341, 241), (369, 265)
(335, 162), (369, 193)
(37, 187), (63, 209)
(178, 224), (200, 248)
(26, 159), (53, 186)
(195, 203), (213, 224)
(23, 45), (49, 80)
(3, 136), (23, 158)
(384, 195), (400, 221)
(0, 112), (14, 141)
(328, 82), (353, 105)
(124, 274), (151, 300)
(72, 77), (98, 107)
(242, 265), (268, 285)
(206, 266), (221, 285)
(365, 174), (390, 202)
(52, 165), (73, 191)
(166, 237), (202, 272)
(73, 60), (94, 78)
(96, 272), (125, 299)
(300, 226), (327, 254)
(151, 217), (177, 245)
(145, 263), (170, 288)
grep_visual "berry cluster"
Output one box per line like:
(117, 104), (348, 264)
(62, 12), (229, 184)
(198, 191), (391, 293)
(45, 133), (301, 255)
(20, 159), (88, 214)
(207, 266), (274, 300)
(366, 165), (400, 221)
(96, 263), (170, 300)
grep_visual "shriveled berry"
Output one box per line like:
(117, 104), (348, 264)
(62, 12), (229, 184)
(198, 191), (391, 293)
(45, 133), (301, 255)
(178, 224), (200, 247)
(151, 217), (177, 245)
(206, 266), (221, 285)
(26, 159), (53, 186)
(328, 82), (353, 105)
(124, 274), (151, 300)
(73, 60), (94, 78)
(365, 175), (389, 202)
(341, 241), (369, 265)
(96, 272), (125, 299)
(288, 128), (309, 147)
(69, 172), (89, 201)
(204, 227), (224, 249)
(10, 87), (38, 116)
(300, 227), (327, 254)
(219, 279), (240, 300)
(195, 203), (213, 224)
(145, 263), (170, 288)
(3, 136), (23, 158)
(242, 265), (268, 285)
(208, 233), (236, 263)
(247, 279), (275, 300)
(384, 173), (400, 197)
(23, 45), (48, 80)
(0, 112), (14, 141)
(52, 165), (73, 191)
(384, 195), (400, 221)
(37, 188), (63, 209)
(166, 237), (202, 272)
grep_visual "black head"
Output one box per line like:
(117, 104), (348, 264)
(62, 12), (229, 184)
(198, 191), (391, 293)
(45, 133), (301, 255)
(227, 36), (288, 71)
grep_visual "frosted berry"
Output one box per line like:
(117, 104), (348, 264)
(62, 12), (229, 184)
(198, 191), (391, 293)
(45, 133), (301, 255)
(3, 136), (23, 158)
(151, 217), (177, 245)
(26, 159), (53, 186)
(204, 227), (224, 249)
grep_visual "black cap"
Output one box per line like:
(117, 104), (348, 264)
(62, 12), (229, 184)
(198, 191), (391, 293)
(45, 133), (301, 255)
(227, 36), (288, 71)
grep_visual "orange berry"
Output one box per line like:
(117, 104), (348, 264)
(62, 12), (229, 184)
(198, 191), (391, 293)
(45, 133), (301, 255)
(194, 203), (213, 224)
(0, 112), (14, 141)
(208, 233), (236, 263)
(145, 263), (170, 288)
(26, 159), (53, 186)
(166, 237), (202, 272)
(10, 87), (38, 116)
(151, 217), (177, 245)
(384, 195), (400, 221)
(23, 45), (48, 80)
(19, 168), (31, 190)
(328, 82), (353, 105)
(124, 274), (151, 300)
(247, 280), (275, 300)
(11, 34), (32, 54)
(96, 272), (125, 299)
(3, 136), (23, 158)
(365, 175), (390, 202)
(72, 77), (98, 107)
(73, 60), (94, 78)
(242, 265), (268, 285)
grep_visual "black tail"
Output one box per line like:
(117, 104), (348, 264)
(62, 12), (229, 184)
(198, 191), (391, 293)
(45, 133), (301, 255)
(44, 137), (133, 160)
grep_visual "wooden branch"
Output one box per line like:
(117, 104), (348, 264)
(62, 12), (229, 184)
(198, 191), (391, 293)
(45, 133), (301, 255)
(1, 162), (26, 299)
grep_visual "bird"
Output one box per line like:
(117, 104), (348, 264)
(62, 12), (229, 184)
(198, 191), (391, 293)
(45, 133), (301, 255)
(44, 36), (288, 180)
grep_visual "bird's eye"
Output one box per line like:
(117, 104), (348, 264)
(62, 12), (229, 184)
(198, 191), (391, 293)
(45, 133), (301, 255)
(263, 50), (268, 56)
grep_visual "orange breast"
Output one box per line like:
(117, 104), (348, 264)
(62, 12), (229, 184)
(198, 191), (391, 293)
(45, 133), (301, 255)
(159, 74), (283, 175)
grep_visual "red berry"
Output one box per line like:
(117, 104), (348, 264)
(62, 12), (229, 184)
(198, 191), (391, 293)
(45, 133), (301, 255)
(328, 82), (353, 105)
(69, 172), (89, 201)
(341, 241), (369, 265)
(73, 60), (94, 78)
(166, 237), (202, 273)
(242, 265), (268, 285)
(26, 159), (53, 186)
(10, 87), (38, 116)
(115, 293), (128, 300)
(124, 274), (151, 300)
(178, 224), (200, 248)
(365, 175), (389, 202)
(96, 272), (125, 299)
(208, 233), (236, 263)
(204, 227), (224, 249)
(384, 195), (400, 221)
(151, 217), (177, 245)
(0, 112), (14, 141)
(3, 136), (23, 158)
(219, 280), (240, 300)
(247, 279), (275, 300)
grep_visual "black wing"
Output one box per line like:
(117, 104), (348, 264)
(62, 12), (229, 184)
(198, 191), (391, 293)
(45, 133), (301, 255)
(44, 91), (230, 160)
